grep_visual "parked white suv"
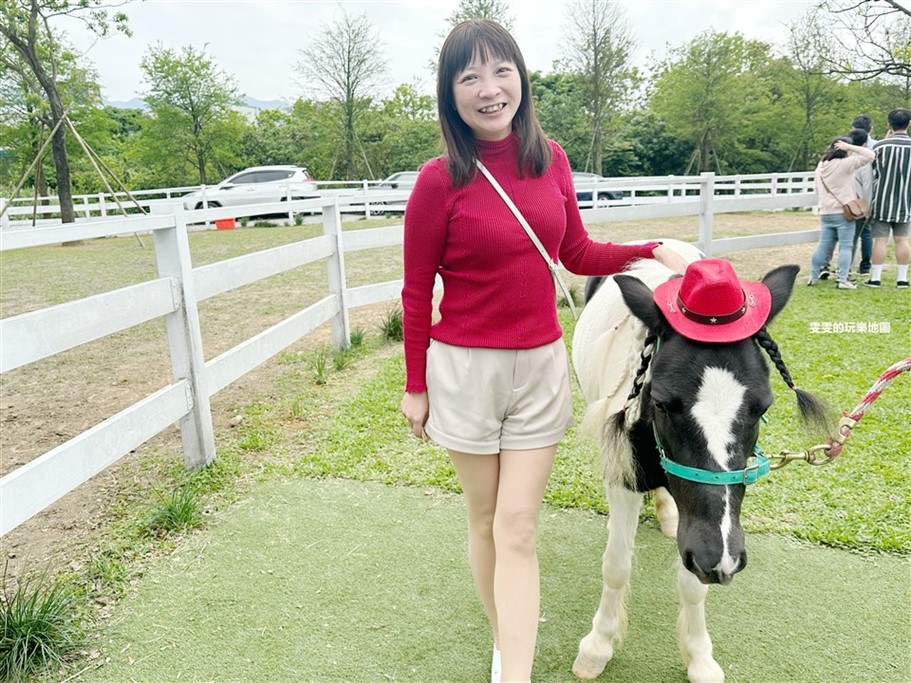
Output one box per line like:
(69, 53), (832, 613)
(182, 165), (318, 211)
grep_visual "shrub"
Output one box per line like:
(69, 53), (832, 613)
(140, 486), (204, 536)
(1, 571), (82, 682)
(380, 306), (403, 343)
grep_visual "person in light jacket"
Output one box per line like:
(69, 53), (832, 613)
(809, 136), (875, 289)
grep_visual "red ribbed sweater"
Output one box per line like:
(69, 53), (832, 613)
(401, 135), (658, 393)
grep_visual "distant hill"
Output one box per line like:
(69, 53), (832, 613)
(102, 95), (290, 112)
(103, 97), (149, 110)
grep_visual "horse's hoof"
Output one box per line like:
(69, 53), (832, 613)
(687, 657), (725, 683)
(571, 650), (610, 680)
(654, 487), (679, 538)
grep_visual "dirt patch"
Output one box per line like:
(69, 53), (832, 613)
(0, 212), (819, 584)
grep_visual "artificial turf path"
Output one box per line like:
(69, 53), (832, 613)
(82, 477), (909, 683)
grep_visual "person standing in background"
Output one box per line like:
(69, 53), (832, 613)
(850, 115), (877, 274)
(808, 136), (874, 289)
(865, 108), (911, 288)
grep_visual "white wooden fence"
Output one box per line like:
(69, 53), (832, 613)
(0, 171), (817, 229)
(0, 173), (821, 536)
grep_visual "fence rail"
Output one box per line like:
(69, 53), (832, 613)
(0, 173), (821, 536)
(0, 171), (816, 229)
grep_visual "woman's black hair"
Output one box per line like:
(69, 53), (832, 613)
(820, 135), (853, 162)
(436, 19), (551, 187)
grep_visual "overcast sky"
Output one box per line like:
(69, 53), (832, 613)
(66, 0), (817, 104)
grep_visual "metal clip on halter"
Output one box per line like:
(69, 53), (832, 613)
(768, 443), (836, 469)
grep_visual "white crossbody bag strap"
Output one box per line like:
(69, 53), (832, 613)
(474, 159), (578, 320)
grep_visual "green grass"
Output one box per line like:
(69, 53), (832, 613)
(1, 571), (83, 682)
(139, 486), (205, 537)
(379, 305), (404, 342)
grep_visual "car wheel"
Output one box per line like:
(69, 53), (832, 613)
(195, 201), (222, 210)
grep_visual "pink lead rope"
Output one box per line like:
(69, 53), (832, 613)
(827, 356), (911, 458)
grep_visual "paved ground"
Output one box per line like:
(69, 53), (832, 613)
(79, 477), (909, 683)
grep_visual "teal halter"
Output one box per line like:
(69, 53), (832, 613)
(642, 337), (771, 485)
(654, 419), (770, 486)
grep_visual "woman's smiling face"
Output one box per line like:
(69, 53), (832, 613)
(453, 54), (521, 141)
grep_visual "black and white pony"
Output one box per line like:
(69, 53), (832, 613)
(570, 241), (827, 683)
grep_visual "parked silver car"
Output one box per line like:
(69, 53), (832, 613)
(572, 171), (623, 205)
(182, 165), (318, 211)
(370, 171), (420, 209)
(376, 171), (419, 191)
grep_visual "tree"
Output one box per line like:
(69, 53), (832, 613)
(651, 32), (777, 174)
(240, 99), (340, 180)
(140, 44), (243, 185)
(818, 0), (911, 81)
(428, 0), (514, 73)
(0, 0), (129, 223)
(296, 7), (387, 180)
(782, 7), (846, 169)
(530, 70), (591, 169)
(560, 0), (637, 175)
(365, 82), (439, 177)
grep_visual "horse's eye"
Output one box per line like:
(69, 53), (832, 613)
(654, 398), (683, 415)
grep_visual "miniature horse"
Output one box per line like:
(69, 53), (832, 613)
(570, 245), (826, 683)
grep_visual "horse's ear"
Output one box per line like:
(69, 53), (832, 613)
(760, 265), (799, 323)
(615, 274), (667, 335)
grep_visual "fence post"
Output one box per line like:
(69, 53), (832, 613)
(286, 180), (293, 223)
(363, 179), (372, 219)
(698, 172), (715, 257)
(150, 202), (216, 470)
(0, 198), (8, 231)
(322, 196), (351, 351)
(98, 192), (107, 218)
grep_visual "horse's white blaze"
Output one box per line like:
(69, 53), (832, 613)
(691, 367), (745, 469)
(692, 367), (745, 577)
(716, 489), (739, 576)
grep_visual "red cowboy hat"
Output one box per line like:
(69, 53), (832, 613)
(652, 259), (771, 343)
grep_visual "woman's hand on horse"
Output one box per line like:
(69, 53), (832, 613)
(652, 244), (689, 274)
(401, 391), (430, 439)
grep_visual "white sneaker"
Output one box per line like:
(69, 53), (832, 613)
(491, 644), (501, 683)
(837, 280), (857, 290)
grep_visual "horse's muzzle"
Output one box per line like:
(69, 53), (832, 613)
(684, 548), (747, 585)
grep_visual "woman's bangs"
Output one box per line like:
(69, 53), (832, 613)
(445, 26), (515, 78)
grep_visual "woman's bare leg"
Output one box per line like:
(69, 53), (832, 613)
(449, 450), (501, 649)
(494, 446), (557, 682)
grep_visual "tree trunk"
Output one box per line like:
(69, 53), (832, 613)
(15, 25), (80, 242)
(197, 151), (207, 186)
(592, 124), (603, 176)
(47, 97), (82, 245)
(49, 110), (75, 223)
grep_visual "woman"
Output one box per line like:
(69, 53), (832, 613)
(399, 19), (686, 683)
(809, 135), (875, 289)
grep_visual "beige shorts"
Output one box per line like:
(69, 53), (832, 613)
(424, 339), (574, 455)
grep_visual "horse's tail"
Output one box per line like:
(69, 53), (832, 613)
(581, 400), (637, 489)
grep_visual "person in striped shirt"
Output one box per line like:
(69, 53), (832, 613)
(865, 108), (911, 288)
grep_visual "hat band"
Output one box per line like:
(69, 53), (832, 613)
(677, 291), (747, 325)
